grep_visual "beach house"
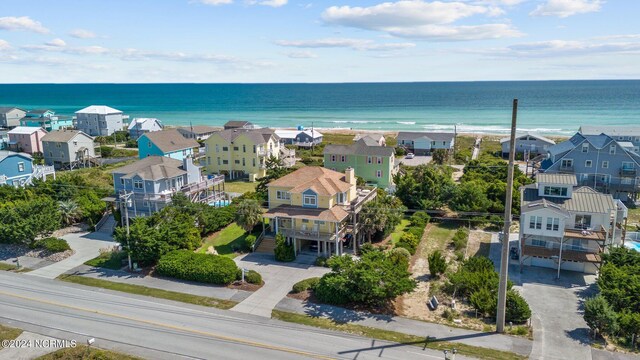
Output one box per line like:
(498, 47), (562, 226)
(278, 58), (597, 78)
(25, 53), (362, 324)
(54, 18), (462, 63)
(7, 126), (47, 154)
(397, 131), (455, 155)
(204, 128), (286, 181)
(540, 132), (640, 201)
(353, 133), (386, 147)
(223, 120), (255, 130)
(42, 130), (98, 170)
(128, 118), (164, 140)
(0, 151), (55, 187)
(110, 156), (225, 217)
(501, 133), (555, 158)
(258, 166), (377, 256)
(20, 109), (73, 131)
(274, 129), (324, 147)
(519, 173), (626, 275)
(579, 125), (640, 154)
(177, 126), (219, 141)
(323, 138), (396, 189)
(0, 130), (8, 150)
(137, 129), (199, 161)
(0, 107), (26, 128)
(75, 105), (126, 136)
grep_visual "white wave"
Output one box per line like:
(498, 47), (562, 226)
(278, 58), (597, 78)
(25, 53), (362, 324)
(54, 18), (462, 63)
(397, 121), (416, 125)
(331, 120), (382, 124)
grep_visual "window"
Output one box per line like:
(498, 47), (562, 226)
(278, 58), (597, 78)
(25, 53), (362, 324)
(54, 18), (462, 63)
(331, 155), (336, 162)
(143, 201), (150, 208)
(147, 141), (151, 148)
(531, 239), (547, 247)
(217, 157), (221, 165)
(610, 145), (616, 155)
(543, 186), (568, 197)
(252, 158), (256, 167)
(234, 160), (240, 164)
(222, 160), (228, 165)
(242, 158), (245, 166)
(546, 217), (560, 231)
(529, 216), (542, 230)
(560, 159), (573, 168)
(17, 162), (24, 172)
(367, 156), (372, 164)
(233, 146), (239, 151)
(337, 192), (346, 204)
(276, 190), (290, 200)
(120, 178), (125, 186)
(303, 194), (317, 206)
(253, 145), (256, 153)
(377, 157), (382, 164)
(575, 214), (592, 229)
(585, 160), (592, 168)
(73, 141), (77, 146)
(443, 141), (446, 146)
(340, 155), (346, 162)
(376, 170), (382, 178)
(56, 143), (61, 148)
(134, 180), (143, 189)
(602, 161), (609, 168)
(222, 146), (228, 151)
(215, 144), (219, 152)
(182, 150), (187, 157)
(243, 144), (246, 153)
(581, 143), (589, 153)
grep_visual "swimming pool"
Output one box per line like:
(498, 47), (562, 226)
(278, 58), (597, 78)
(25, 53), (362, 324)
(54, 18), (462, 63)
(209, 200), (231, 207)
(624, 241), (640, 252)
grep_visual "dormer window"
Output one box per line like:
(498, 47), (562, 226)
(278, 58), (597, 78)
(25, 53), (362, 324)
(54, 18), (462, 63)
(610, 145), (616, 155)
(303, 194), (317, 207)
(543, 186), (567, 197)
(581, 143), (589, 153)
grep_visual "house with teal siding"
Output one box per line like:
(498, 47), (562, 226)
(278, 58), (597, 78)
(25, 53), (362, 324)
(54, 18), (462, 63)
(323, 138), (396, 189)
(138, 129), (199, 161)
(20, 109), (73, 131)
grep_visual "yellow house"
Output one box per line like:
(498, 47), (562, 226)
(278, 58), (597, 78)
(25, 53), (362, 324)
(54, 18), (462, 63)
(261, 166), (377, 257)
(204, 128), (283, 181)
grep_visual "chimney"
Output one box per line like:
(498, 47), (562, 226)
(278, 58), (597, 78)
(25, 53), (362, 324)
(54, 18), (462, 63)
(345, 167), (356, 186)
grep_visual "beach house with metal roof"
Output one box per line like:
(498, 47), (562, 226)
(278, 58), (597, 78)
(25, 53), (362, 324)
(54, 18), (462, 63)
(500, 133), (555, 158)
(20, 109), (73, 131)
(540, 132), (640, 201)
(75, 105), (126, 136)
(323, 138), (396, 189)
(128, 118), (164, 140)
(519, 173), (626, 275)
(7, 126), (47, 154)
(42, 129), (97, 170)
(0, 107), (26, 128)
(137, 129), (199, 161)
(258, 166), (377, 256)
(397, 131), (455, 155)
(579, 125), (640, 154)
(111, 156), (225, 217)
(353, 133), (386, 147)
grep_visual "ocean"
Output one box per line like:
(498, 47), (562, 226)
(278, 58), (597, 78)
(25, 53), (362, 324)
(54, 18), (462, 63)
(1, 81), (639, 135)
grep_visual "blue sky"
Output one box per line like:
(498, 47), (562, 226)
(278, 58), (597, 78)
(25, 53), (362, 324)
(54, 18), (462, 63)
(1, 0), (639, 83)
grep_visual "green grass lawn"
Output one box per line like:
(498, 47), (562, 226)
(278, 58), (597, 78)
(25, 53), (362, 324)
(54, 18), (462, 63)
(57, 274), (237, 309)
(85, 251), (127, 270)
(198, 223), (251, 257)
(0, 263), (16, 271)
(0, 324), (23, 347)
(36, 345), (143, 360)
(389, 219), (411, 245)
(224, 181), (257, 194)
(454, 135), (476, 164)
(323, 133), (355, 145)
(271, 310), (525, 360)
(479, 138), (503, 159)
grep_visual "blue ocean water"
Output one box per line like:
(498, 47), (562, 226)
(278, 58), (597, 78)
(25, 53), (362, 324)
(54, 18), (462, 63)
(0, 81), (638, 135)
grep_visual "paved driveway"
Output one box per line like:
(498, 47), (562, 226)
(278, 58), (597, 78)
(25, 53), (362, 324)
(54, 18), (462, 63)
(396, 155), (432, 167)
(231, 252), (330, 317)
(27, 231), (115, 279)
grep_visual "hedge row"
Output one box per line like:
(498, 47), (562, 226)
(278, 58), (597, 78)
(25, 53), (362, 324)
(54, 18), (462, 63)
(395, 212), (430, 255)
(156, 250), (239, 285)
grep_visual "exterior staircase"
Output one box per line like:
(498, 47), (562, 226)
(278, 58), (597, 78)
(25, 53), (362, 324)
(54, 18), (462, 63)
(255, 236), (276, 253)
(95, 214), (116, 234)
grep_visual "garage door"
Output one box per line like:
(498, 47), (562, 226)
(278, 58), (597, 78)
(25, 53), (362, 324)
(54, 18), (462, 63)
(561, 261), (585, 273)
(531, 257), (555, 270)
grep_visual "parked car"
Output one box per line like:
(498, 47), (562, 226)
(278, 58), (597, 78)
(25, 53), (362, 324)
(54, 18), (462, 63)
(406, 153), (415, 159)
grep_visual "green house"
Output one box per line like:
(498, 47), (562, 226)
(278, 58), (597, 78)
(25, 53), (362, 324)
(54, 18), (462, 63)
(323, 138), (396, 189)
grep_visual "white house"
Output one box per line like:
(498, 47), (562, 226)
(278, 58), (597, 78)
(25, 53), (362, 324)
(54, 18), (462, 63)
(501, 133), (555, 158)
(128, 118), (164, 140)
(75, 105), (126, 136)
(519, 173), (626, 275)
(397, 131), (455, 155)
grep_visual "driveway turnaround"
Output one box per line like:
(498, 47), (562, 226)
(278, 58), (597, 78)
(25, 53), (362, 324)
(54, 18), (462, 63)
(26, 231), (114, 279)
(231, 252), (330, 317)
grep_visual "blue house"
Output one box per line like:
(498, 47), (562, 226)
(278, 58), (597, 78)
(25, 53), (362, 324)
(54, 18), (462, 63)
(138, 129), (200, 161)
(20, 109), (73, 131)
(0, 151), (34, 187)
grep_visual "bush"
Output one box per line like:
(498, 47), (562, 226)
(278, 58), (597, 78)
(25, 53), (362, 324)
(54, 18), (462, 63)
(245, 235), (257, 251)
(452, 228), (469, 251)
(125, 140), (138, 148)
(584, 295), (618, 338)
(505, 290), (532, 323)
(428, 250), (447, 278)
(395, 147), (406, 156)
(98, 146), (113, 158)
(31, 237), (70, 253)
(315, 256), (328, 267)
(388, 247), (411, 264)
(409, 211), (431, 227)
(156, 250), (238, 285)
(244, 270), (262, 284)
(395, 232), (419, 254)
(274, 233), (295, 262)
(292, 277), (320, 293)
(470, 287), (496, 317)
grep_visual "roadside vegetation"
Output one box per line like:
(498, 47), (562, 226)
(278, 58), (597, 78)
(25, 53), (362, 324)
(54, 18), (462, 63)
(37, 345), (143, 360)
(0, 324), (23, 346)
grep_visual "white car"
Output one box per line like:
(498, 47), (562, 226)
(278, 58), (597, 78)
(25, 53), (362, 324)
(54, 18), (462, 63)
(405, 153), (415, 159)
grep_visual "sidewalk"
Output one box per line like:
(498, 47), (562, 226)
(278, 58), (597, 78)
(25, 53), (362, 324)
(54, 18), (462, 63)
(275, 296), (533, 357)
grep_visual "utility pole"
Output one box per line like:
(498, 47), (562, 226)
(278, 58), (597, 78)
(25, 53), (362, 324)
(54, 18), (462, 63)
(497, 98), (518, 333)
(119, 191), (133, 271)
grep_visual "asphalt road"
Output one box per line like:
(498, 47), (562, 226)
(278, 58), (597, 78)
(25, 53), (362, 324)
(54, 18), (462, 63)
(0, 272), (467, 360)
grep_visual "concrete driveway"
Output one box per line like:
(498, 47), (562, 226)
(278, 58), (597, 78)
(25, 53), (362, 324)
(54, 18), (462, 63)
(231, 252), (330, 317)
(396, 155), (432, 167)
(27, 231), (115, 279)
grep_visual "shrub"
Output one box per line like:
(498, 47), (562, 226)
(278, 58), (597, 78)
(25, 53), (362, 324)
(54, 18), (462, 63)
(244, 270), (262, 285)
(470, 287), (496, 317)
(292, 277), (320, 293)
(156, 250), (238, 285)
(409, 211), (431, 228)
(315, 256), (328, 267)
(585, 295), (618, 338)
(396, 232), (419, 254)
(245, 235), (257, 251)
(452, 228), (469, 251)
(274, 233), (295, 262)
(98, 146), (113, 158)
(388, 247), (411, 264)
(505, 290), (532, 323)
(395, 146), (406, 156)
(31, 237), (70, 253)
(428, 250), (447, 278)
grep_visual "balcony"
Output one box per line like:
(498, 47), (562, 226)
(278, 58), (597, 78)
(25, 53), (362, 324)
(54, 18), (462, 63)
(522, 245), (602, 263)
(620, 167), (638, 177)
(558, 164), (574, 173)
(279, 227), (347, 242)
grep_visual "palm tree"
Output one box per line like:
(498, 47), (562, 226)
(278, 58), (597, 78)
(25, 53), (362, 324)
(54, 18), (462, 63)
(59, 200), (81, 226)
(235, 199), (263, 232)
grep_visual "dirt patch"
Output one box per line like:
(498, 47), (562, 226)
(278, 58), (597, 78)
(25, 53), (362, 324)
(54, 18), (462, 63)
(466, 231), (492, 258)
(228, 281), (263, 292)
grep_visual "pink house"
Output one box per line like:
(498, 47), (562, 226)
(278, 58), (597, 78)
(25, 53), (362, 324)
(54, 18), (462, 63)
(8, 126), (48, 154)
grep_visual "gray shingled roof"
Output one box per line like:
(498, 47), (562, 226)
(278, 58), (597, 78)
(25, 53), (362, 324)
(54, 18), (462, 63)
(142, 129), (199, 153)
(178, 125), (219, 135)
(536, 173), (577, 186)
(42, 130), (93, 143)
(324, 139), (394, 157)
(500, 133), (556, 144)
(398, 131), (455, 142)
(0, 107), (25, 113)
(215, 128), (277, 145)
(522, 185), (616, 214)
(224, 120), (253, 128)
(112, 156), (186, 181)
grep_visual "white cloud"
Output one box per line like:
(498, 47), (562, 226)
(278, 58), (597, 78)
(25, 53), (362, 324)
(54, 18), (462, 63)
(69, 29), (96, 39)
(472, 0), (525, 5)
(45, 38), (66, 47)
(286, 51), (318, 58)
(0, 16), (49, 34)
(256, 0), (288, 7)
(0, 39), (11, 51)
(198, 0), (234, 5)
(276, 38), (416, 51)
(321, 1), (521, 41)
(507, 39), (640, 56)
(530, 0), (602, 18)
